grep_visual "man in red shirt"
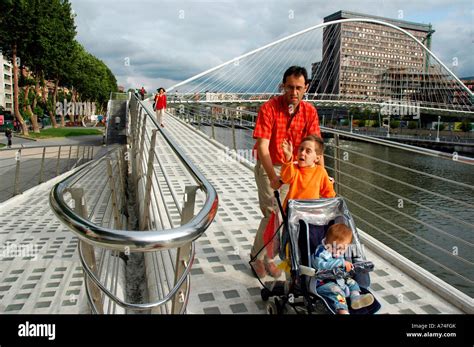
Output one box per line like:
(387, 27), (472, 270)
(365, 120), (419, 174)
(251, 66), (322, 278)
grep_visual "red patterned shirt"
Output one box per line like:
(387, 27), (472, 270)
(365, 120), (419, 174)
(253, 95), (321, 164)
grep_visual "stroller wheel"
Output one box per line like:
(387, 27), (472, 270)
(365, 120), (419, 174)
(261, 288), (271, 301)
(266, 301), (278, 315)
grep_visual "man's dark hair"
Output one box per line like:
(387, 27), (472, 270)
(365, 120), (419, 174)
(282, 66), (309, 85)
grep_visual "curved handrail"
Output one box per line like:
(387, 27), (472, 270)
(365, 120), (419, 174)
(49, 96), (219, 252)
(80, 241), (195, 311)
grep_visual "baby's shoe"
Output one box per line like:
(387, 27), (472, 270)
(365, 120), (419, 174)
(351, 293), (374, 310)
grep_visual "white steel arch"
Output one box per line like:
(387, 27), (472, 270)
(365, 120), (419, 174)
(167, 18), (473, 98)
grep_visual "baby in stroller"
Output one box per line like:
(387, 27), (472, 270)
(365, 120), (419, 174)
(310, 223), (375, 314)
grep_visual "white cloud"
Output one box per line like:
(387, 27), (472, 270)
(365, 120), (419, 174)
(70, 0), (474, 90)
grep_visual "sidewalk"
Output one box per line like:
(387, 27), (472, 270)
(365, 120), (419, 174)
(1, 134), (104, 149)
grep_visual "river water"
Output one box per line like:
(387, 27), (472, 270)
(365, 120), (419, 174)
(199, 125), (474, 297)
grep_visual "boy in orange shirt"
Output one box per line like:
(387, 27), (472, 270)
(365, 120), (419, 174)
(258, 135), (335, 278)
(280, 134), (335, 206)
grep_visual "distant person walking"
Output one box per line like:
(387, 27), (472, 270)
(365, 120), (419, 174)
(5, 128), (12, 148)
(139, 86), (146, 100)
(154, 88), (167, 127)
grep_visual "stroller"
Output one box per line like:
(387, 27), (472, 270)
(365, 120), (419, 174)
(258, 192), (381, 315)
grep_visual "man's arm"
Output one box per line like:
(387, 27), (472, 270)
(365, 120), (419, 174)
(256, 138), (281, 190)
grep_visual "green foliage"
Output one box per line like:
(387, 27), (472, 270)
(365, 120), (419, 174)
(0, 0), (117, 117)
(460, 120), (472, 132)
(390, 120), (400, 129)
(348, 106), (361, 119)
(27, 127), (102, 139)
(66, 42), (117, 107)
(408, 121), (418, 129)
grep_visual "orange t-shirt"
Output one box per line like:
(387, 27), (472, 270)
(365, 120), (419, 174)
(280, 161), (336, 207)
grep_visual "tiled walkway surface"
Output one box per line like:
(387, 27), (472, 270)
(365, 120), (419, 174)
(0, 173), (88, 313)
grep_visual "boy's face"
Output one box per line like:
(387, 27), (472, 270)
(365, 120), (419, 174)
(297, 140), (322, 168)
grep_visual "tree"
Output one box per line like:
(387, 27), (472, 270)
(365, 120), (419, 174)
(40, 0), (76, 128)
(1, 0), (117, 132)
(0, 0), (36, 135)
(69, 44), (117, 109)
(460, 119), (472, 132)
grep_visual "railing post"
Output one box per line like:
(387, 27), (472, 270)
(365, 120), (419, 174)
(130, 104), (141, 179)
(38, 147), (46, 184)
(116, 149), (127, 213)
(198, 107), (201, 131)
(231, 115), (237, 151)
(82, 145), (87, 164)
(67, 146), (72, 170)
(13, 149), (21, 196)
(67, 188), (104, 314)
(172, 185), (198, 314)
(211, 112), (215, 139)
(334, 134), (341, 194)
(56, 146), (62, 176)
(106, 158), (122, 229)
(137, 115), (148, 188)
(140, 130), (158, 230)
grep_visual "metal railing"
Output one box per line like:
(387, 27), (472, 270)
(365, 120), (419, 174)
(171, 102), (474, 300)
(0, 144), (95, 203)
(49, 93), (218, 314)
(174, 102), (258, 158)
(167, 92), (474, 114)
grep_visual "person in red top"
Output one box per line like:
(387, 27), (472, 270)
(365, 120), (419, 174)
(251, 66), (322, 279)
(154, 88), (167, 127)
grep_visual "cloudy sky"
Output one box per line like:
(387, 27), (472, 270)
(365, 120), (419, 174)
(70, 0), (474, 91)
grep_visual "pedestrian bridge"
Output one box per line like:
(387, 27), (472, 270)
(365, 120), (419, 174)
(0, 17), (473, 315)
(0, 93), (472, 315)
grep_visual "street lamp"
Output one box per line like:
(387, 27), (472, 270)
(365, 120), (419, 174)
(436, 115), (441, 142)
(350, 115), (353, 133)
